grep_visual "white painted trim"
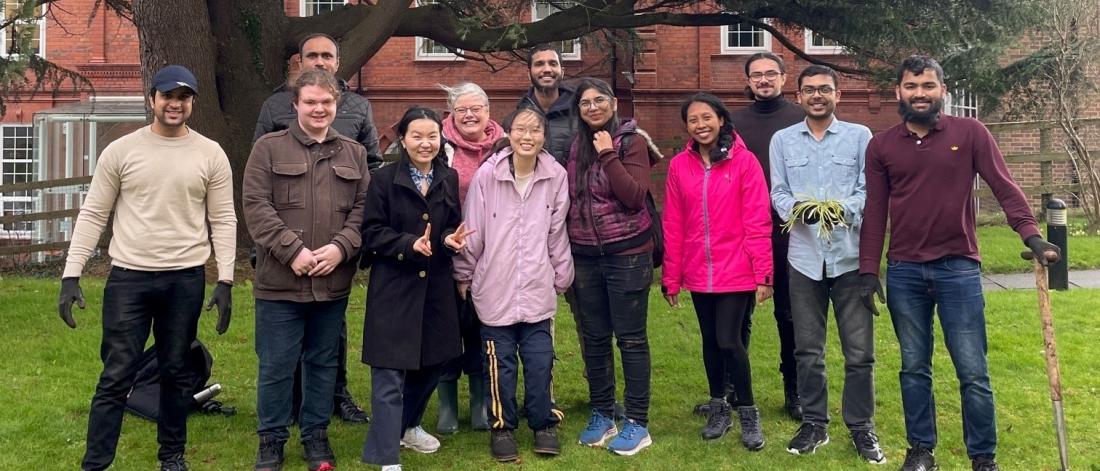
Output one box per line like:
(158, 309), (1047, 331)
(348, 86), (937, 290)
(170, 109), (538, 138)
(719, 19), (771, 55)
(531, 1), (582, 61)
(803, 29), (845, 55)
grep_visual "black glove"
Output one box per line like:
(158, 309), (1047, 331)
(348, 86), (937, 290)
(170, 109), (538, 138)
(1025, 235), (1061, 266)
(205, 281), (232, 335)
(858, 273), (884, 316)
(58, 277), (85, 328)
(794, 201), (820, 225)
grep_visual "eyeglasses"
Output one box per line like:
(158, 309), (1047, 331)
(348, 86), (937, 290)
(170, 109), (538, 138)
(748, 70), (782, 81)
(578, 96), (611, 110)
(799, 86), (836, 96)
(453, 105), (486, 116)
(511, 126), (544, 137)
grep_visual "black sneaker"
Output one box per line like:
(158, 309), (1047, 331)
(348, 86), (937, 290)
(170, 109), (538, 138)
(783, 385), (803, 422)
(692, 400), (710, 417)
(255, 435), (285, 471)
(786, 423), (829, 455)
(301, 429), (336, 471)
(737, 405), (765, 451)
(971, 456), (999, 471)
(159, 453), (189, 471)
(533, 426), (561, 456)
(700, 398), (732, 440)
(851, 430), (885, 464)
(490, 429), (520, 462)
(901, 446), (938, 471)
(335, 397), (370, 424)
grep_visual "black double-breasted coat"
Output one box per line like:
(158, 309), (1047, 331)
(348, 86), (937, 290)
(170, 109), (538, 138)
(360, 157), (463, 370)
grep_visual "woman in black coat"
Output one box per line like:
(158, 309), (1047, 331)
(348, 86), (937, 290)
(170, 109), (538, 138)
(360, 107), (470, 468)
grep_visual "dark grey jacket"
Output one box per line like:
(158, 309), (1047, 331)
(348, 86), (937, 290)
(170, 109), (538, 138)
(254, 79), (383, 171)
(517, 84), (576, 165)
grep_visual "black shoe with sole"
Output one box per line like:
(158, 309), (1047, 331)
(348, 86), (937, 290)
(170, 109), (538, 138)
(851, 429), (885, 464)
(971, 456), (999, 471)
(159, 453), (189, 471)
(901, 446), (938, 471)
(783, 385), (803, 422)
(302, 429), (336, 471)
(533, 426), (561, 455)
(700, 398), (732, 440)
(335, 397), (370, 424)
(255, 435), (285, 471)
(490, 429), (520, 462)
(786, 422), (828, 455)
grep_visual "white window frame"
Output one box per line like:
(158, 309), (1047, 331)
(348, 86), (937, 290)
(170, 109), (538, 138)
(1, 124), (36, 237)
(720, 19), (771, 54)
(298, 0), (348, 17)
(0, 0), (46, 58)
(531, 1), (581, 61)
(946, 89), (979, 118)
(414, 0), (462, 61)
(803, 29), (844, 55)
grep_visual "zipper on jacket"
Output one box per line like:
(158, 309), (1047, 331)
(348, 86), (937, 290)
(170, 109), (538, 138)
(586, 171), (606, 255)
(702, 166), (713, 292)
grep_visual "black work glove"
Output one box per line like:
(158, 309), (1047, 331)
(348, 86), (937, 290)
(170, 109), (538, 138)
(58, 277), (85, 328)
(1025, 235), (1061, 267)
(205, 281), (232, 335)
(858, 273), (885, 316)
(794, 201), (820, 225)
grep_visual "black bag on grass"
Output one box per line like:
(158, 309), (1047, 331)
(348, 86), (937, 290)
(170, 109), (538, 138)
(124, 339), (234, 421)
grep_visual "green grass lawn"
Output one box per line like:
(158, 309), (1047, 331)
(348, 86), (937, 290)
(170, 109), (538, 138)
(2, 277), (1098, 470)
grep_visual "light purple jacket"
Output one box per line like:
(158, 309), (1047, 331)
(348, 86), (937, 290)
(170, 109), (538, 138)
(453, 147), (574, 327)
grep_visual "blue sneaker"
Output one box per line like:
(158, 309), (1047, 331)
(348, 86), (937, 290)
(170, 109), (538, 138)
(578, 411), (617, 447)
(608, 419), (652, 456)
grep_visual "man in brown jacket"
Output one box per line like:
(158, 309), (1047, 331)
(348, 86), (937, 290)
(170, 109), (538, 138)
(243, 69), (370, 471)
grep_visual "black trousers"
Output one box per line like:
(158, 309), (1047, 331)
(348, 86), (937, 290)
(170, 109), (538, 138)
(82, 266), (205, 471)
(360, 364), (443, 466)
(691, 291), (756, 406)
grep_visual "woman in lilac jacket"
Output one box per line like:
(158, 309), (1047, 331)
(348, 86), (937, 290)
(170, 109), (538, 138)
(662, 92), (774, 452)
(453, 106), (573, 462)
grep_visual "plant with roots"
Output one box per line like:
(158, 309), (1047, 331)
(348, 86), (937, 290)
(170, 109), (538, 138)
(782, 197), (848, 241)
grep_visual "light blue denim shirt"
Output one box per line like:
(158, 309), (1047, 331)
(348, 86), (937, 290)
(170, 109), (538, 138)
(769, 117), (871, 281)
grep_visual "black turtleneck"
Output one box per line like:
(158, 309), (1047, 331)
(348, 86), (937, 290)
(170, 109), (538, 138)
(729, 96), (805, 188)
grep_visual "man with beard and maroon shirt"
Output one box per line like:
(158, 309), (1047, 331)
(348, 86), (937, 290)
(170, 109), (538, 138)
(719, 52), (805, 421)
(859, 55), (1060, 471)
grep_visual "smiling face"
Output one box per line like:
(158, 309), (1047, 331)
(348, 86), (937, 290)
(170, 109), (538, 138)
(797, 73), (840, 121)
(578, 87), (617, 130)
(747, 57), (786, 100)
(402, 118), (441, 171)
(508, 110), (546, 160)
(896, 68), (946, 126)
(528, 50), (562, 94)
(451, 93), (490, 142)
(685, 101), (724, 148)
(149, 87), (194, 137)
(294, 84), (337, 138)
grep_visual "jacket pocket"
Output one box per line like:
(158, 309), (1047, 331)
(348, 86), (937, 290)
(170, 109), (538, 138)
(331, 165), (362, 212)
(272, 162), (308, 209)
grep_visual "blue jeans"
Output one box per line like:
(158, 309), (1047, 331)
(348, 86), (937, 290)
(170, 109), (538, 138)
(887, 257), (995, 458)
(572, 253), (652, 425)
(255, 298), (348, 442)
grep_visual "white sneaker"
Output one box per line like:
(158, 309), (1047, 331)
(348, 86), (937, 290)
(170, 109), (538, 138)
(400, 426), (441, 453)
(381, 465), (403, 471)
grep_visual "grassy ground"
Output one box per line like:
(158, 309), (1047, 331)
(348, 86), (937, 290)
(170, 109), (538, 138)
(2, 277), (1098, 470)
(976, 224), (1100, 274)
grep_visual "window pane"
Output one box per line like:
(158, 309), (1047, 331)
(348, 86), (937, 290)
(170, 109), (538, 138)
(533, 1), (579, 57)
(304, 0), (347, 16)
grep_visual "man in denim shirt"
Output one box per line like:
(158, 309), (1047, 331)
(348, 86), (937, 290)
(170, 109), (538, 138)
(769, 65), (883, 464)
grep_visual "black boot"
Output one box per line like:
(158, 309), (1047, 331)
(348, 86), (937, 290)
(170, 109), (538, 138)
(254, 435), (285, 471)
(783, 381), (802, 421)
(436, 379), (459, 434)
(468, 374), (489, 431)
(700, 398), (733, 440)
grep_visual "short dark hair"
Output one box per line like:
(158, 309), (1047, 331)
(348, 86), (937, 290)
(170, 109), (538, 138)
(291, 69), (340, 103)
(744, 52), (785, 76)
(299, 33), (339, 56)
(797, 64), (839, 89)
(896, 55), (944, 85)
(527, 44), (562, 68)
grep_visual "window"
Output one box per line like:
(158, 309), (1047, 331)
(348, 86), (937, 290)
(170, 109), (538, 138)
(532, 1), (581, 60)
(1, 0), (45, 57)
(804, 29), (844, 55)
(414, 0), (461, 60)
(946, 89), (979, 118)
(720, 20), (770, 54)
(300, 0), (347, 16)
(1, 125), (35, 233)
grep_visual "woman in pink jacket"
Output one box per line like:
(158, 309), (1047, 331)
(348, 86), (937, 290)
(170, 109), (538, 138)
(662, 92), (774, 452)
(453, 106), (573, 462)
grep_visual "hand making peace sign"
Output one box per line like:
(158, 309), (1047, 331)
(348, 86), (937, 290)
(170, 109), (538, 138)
(444, 222), (477, 251)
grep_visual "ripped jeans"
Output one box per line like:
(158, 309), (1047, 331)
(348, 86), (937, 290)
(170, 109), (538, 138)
(571, 252), (653, 425)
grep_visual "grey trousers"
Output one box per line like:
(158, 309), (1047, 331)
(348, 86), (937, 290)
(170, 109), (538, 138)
(789, 267), (876, 431)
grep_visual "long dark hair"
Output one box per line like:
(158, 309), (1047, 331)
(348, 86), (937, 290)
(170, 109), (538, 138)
(571, 78), (620, 202)
(680, 92), (736, 163)
(396, 106), (448, 164)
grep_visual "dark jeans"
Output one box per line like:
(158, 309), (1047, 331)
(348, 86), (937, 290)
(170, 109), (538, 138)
(887, 257), (996, 458)
(572, 253), (652, 425)
(292, 318), (353, 413)
(772, 230), (798, 386)
(255, 298), (347, 442)
(439, 294), (484, 380)
(482, 319), (560, 431)
(82, 266), (205, 471)
(789, 268), (875, 430)
(361, 364), (443, 466)
(691, 291), (756, 406)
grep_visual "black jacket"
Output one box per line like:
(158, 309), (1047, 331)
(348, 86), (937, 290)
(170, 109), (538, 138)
(517, 84), (576, 165)
(360, 158), (462, 370)
(254, 79), (383, 172)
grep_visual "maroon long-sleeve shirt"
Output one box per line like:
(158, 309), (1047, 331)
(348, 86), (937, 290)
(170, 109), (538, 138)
(858, 115), (1040, 275)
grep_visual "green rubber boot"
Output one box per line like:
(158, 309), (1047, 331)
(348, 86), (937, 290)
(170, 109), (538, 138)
(468, 374), (489, 431)
(435, 380), (459, 435)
